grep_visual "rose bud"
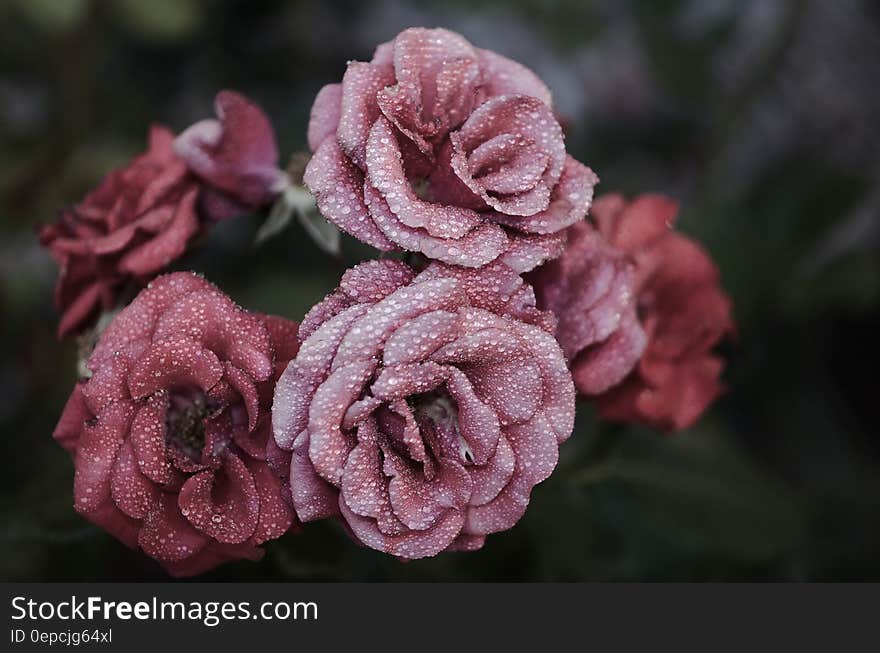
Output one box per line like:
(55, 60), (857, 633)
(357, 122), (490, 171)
(271, 259), (575, 559)
(304, 27), (598, 272)
(39, 127), (201, 337)
(52, 272), (298, 576)
(174, 90), (288, 221)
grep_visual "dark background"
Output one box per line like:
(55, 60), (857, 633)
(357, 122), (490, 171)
(1, 0), (878, 581)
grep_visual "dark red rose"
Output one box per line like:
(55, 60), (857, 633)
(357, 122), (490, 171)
(304, 27), (598, 271)
(174, 90), (287, 221)
(594, 194), (734, 431)
(40, 91), (284, 338)
(53, 272), (298, 576)
(39, 127), (200, 337)
(271, 259), (574, 559)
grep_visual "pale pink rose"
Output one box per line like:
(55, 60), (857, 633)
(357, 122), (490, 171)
(272, 259), (575, 558)
(304, 28), (598, 272)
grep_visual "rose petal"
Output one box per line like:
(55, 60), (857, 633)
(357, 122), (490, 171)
(130, 393), (173, 485)
(247, 458), (295, 543)
(273, 304), (369, 450)
(445, 368), (501, 465)
(73, 401), (133, 513)
(371, 361), (450, 400)
(127, 338), (224, 400)
(332, 277), (465, 369)
(111, 440), (160, 520)
(365, 182), (509, 267)
(468, 433), (516, 506)
(308, 83), (343, 152)
(464, 412), (558, 535)
(139, 493), (209, 562)
(336, 60), (396, 168)
(178, 454), (260, 544)
(307, 360), (374, 484)
(304, 138), (399, 250)
(118, 187), (200, 277)
(366, 118), (486, 239)
(512, 320), (575, 443)
(289, 429), (341, 522)
(174, 90), (283, 206)
(571, 309), (647, 396)
(89, 272), (213, 372)
(54, 382), (92, 454)
(478, 49), (552, 105)
(339, 493), (465, 560)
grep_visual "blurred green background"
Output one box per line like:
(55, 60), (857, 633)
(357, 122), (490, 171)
(1, 0), (878, 581)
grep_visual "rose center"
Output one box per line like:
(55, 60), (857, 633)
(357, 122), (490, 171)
(411, 390), (474, 464)
(165, 388), (215, 461)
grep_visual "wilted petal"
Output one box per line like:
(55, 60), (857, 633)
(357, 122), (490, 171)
(118, 187), (200, 277)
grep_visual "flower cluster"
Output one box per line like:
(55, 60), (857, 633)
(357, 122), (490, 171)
(43, 27), (733, 574)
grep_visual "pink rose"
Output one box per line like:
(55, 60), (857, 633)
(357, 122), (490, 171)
(175, 90), (287, 221)
(39, 127), (201, 337)
(527, 220), (648, 396)
(591, 194), (735, 431)
(271, 259), (574, 559)
(53, 272), (298, 576)
(304, 27), (598, 271)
